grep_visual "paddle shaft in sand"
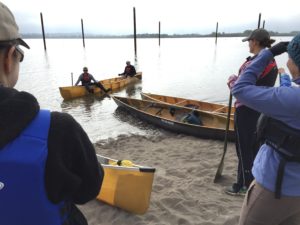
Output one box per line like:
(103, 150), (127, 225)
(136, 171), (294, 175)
(213, 93), (233, 182)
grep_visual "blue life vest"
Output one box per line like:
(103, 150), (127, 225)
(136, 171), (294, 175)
(0, 110), (66, 225)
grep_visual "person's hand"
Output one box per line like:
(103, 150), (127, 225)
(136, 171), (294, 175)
(270, 42), (289, 57)
(278, 68), (286, 75)
(227, 74), (238, 89)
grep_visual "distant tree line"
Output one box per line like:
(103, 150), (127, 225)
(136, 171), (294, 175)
(22, 30), (299, 39)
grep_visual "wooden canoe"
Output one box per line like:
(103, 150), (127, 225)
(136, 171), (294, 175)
(141, 92), (235, 118)
(96, 154), (155, 214)
(113, 96), (235, 141)
(59, 72), (142, 100)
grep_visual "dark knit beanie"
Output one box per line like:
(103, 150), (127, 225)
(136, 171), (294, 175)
(287, 33), (300, 69)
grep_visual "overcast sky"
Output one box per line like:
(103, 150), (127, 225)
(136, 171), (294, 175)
(4, 0), (300, 35)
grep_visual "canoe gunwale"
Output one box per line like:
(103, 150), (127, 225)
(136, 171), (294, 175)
(96, 154), (156, 173)
(140, 92), (235, 118)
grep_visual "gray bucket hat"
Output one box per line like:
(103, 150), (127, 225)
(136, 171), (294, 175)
(0, 2), (30, 48)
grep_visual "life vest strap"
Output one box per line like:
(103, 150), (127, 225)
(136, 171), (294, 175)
(275, 158), (286, 199)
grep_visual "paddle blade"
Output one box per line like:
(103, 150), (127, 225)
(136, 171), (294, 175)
(213, 153), (225, 182)
(213, 94), (233, 183)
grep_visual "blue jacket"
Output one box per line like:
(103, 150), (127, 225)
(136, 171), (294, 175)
(232, 49), (300, 196)
(0, 110), (65, 225)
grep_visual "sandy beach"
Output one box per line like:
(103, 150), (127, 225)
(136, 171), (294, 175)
(79, 131), (244, 225)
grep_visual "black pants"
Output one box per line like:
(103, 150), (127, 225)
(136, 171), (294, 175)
(234, 106), (260, 189)
(82, 82), (106, 93)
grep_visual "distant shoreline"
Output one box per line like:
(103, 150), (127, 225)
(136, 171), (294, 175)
(22, 30), (298, 39)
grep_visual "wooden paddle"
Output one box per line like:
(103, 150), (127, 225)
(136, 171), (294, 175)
(213, 93), (233, 182)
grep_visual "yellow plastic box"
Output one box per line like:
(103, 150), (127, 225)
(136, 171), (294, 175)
(96, 154), (156, 214)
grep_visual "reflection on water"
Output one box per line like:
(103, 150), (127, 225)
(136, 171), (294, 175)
(61, 95), (106, 115)
(125, 82), (143, 97)
(16, 37), (291, 142)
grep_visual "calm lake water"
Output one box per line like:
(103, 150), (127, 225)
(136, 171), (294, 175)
(16, 37), (291, 142)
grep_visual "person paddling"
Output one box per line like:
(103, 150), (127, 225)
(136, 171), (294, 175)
(75, 67), (111, 94)
(119, 61), (136, 77)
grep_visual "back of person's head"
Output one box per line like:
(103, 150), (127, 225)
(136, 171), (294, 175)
(126, 61), (130, 65)
(242, 28), (275, 48)
(287, 33), (300, 70)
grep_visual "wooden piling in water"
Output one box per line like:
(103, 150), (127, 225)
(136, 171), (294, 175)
(262, 20), (265, 29)
(40, 13), (47, 50)
(81, 19), (85, 48)
(133, 7), (137, 55)
(257, 13), (261, 29)
(159, 21), (161, 46)
(215, 22), (219, 44)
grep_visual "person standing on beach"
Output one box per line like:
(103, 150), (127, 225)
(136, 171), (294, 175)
(0, 2), (103, 225)
(75, 66), (111, 93)
(226, 29), (278, 196)
(231, 33), (300, 225)
(119, 60), (136, 77)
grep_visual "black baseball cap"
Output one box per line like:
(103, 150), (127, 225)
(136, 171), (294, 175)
(242, 28), (275, 47)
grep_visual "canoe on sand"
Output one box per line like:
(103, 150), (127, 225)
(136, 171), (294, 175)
(59, 72), (142, 100)
(96, 154), (155, 214)
(112, 96), (235, 141)
(140, 92), (235, 118)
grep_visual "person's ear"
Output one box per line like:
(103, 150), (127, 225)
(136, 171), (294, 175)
(4, 46), (16, 74)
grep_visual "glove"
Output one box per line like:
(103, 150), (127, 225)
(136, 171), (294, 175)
(269, 42), (289, 57)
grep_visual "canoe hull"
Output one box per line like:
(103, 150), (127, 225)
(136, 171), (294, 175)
(113, 96), (235, 142)
(96, 154), (155, 214)
(59, 72), (142, 100)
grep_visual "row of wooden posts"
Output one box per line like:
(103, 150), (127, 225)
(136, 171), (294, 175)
(39, 8), (265, 53)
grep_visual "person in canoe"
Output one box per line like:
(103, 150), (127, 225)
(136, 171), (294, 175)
(226, 29), (278, 196)
(181, 110), (203, 125)
(0, 2), (103, 224)
(119, 61), (136, 77)
(75, 67), (111, 93)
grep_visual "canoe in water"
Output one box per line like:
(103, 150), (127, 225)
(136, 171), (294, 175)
(141, 92), (235, 118)
(59, 72), (142, 100)
(96, 154), (155, 214)
(113, 96), (235, 141)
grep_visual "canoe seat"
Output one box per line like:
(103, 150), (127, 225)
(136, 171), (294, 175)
(155, 108), (163, 115)
(184, 104), (199, 109)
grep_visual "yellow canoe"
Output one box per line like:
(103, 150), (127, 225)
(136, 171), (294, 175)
(141, 92), (234, 118)
(59, 72), (142, 100)
(96, 154), (155, 214)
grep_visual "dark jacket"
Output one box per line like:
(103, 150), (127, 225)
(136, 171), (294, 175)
(0, 87), (103, 224)
(122, 65), (136, 77)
